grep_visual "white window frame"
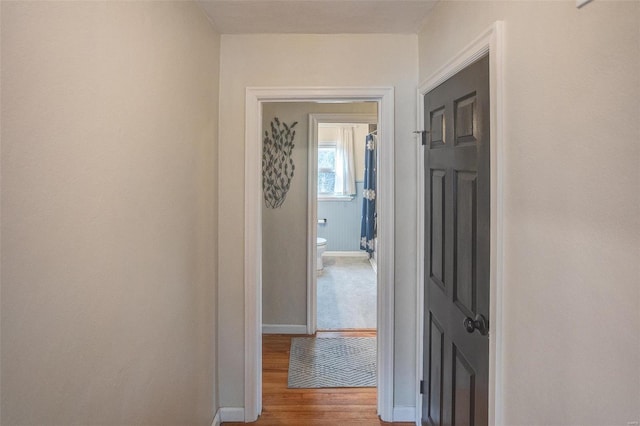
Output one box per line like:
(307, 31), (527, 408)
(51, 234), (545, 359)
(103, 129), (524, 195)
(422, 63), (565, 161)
(317, 141), (354, 201)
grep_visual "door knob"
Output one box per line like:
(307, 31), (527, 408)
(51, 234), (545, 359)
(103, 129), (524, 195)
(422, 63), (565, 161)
(463, 314), (488, 336)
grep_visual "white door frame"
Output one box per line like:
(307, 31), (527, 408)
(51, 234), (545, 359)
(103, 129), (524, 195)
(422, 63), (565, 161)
(307, 112), (378, 335)
(415, 22), (505, 425)
(245, 87), (395, 422)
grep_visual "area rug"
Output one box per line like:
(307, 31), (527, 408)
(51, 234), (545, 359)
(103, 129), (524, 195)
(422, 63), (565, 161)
(287, 337), (376, 388)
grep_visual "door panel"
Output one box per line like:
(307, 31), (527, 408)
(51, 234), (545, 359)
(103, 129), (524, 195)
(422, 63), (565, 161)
(454, 93), (478, 145)
(452, 344), (475, 426)
(430, 169), (446, 289)
(422, 55), (490, 426)
(428, 314), (445, 426)
(430, 107), (446, 147)
(454, 171), (477, 315)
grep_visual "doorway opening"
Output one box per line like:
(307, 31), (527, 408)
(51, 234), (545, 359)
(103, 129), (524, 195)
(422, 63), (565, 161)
(244, 87), (395, 422)
(308, 113), (379, 333)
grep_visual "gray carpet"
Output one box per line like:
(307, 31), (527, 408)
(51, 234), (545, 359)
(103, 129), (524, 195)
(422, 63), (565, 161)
(287, 337), (377, 388)
(317, 256), (376, 330)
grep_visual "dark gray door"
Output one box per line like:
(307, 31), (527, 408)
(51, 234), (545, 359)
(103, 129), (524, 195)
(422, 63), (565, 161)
(422, 55), (490, 426)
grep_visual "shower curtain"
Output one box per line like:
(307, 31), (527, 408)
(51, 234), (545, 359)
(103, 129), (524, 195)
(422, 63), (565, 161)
(360, 133), (377, 254)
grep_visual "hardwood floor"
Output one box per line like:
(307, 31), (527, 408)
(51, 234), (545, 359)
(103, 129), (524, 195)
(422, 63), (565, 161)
(222, 331), (414, 425)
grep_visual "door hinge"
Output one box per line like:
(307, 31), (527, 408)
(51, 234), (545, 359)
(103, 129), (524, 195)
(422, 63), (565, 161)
(413, 130), (429, 146)
(419, 380), (425, 394)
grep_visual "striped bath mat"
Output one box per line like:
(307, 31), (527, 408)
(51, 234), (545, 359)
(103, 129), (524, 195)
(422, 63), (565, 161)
(287, 337), (376, 388)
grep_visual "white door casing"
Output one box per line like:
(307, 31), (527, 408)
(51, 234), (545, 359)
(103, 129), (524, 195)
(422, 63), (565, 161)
(245, 87), (395, 422)
(415, 21), (505, 425)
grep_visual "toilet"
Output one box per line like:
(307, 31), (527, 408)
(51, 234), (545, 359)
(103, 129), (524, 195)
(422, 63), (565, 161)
(316, 237), (327, 271)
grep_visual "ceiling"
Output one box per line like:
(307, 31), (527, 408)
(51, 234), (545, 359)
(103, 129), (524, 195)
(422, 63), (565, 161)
(197, 1), (438, 34)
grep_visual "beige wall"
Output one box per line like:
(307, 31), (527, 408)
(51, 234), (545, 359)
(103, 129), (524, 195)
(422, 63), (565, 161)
(262, 102), (375, 327)
(419, 1), (640, 424)
(1, 2), (220, 425)
(218, 34), (418, 408)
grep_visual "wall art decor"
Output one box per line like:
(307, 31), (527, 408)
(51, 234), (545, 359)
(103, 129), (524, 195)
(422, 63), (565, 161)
(262, 117), (298, 209)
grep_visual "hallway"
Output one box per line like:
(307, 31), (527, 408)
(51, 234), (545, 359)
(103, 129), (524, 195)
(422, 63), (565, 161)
(2, 1), (638, 425)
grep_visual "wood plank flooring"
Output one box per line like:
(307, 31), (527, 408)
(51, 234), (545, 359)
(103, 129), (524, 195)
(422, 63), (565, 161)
(222, 331), (414, 425)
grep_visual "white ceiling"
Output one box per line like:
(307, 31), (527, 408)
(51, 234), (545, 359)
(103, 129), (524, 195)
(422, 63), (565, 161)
(197, 1), (438, 34)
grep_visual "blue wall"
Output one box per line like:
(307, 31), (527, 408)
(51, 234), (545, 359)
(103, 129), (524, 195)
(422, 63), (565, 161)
(317, 181), (365, 252)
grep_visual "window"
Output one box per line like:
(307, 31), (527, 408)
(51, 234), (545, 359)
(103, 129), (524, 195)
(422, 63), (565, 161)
(318, 143), (337, 195)
(317, 125), (356, 200)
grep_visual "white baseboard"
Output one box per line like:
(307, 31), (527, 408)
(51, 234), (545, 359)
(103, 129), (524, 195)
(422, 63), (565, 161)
(324, 250), (368, 258)
(393, 406), (416, 423)
(219, 407), (245, 423)
(211, 410), (221, 426)
(262, 324), (308, 334)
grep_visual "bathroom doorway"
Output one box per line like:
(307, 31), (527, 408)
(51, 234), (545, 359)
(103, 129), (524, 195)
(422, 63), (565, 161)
(260, 103), (378, 335)
(259, 102), (383, 418)
(246, 87), (395, 421)
(310, 113), (379, 332)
